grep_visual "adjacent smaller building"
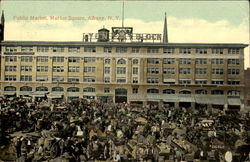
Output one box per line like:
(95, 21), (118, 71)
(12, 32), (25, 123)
(244, 68), (250, 111)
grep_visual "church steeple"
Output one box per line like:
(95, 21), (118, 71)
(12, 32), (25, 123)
(1, 10), (5, 26)
(163, 12), (168, 43)
(0, 10), (5, 41)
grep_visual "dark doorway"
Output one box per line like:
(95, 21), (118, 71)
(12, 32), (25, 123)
(115, 88), (127, 103)
(179, 102), (191, 108)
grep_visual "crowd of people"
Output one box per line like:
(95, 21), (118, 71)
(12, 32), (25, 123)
(0, 97), (250, 162)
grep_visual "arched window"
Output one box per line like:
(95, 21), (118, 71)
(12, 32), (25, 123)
(195, 89), (207, 94)
(52, 87), (64, 92)
(20, 86), (32, 91)
(132, 59), (139, 64)
(163, 89), (175, 94)
(104, 58), (111, 64)
(117, 58), (126, 64)
(211, 90), (224, 95)
(179, 89), (191, 94)
(227, 90), (240, 96)
(67, 87), (79, 92)
(36, 86), (48, 91)
(4, 86), (16, 91)
(83, 87), (95, 92)
(147, 88), (159, 94)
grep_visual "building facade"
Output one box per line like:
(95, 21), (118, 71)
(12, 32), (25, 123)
(0, 13), (248, 111)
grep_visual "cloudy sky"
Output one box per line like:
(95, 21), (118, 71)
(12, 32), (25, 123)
(1, 1), (249, 68)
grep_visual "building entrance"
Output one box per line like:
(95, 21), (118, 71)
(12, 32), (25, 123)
(115, 88), (127, 103)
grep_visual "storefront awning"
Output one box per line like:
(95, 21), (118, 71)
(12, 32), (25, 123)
(19, 91), (32, 96)
(210, 96), (227, 105)
(3, 91), (16, 95)
(195, 96), (210, 104)
(228, 98), (242, 105)
(31, 91), (47, 97)
(162, 95), (179, 102)
(179, 96), (195, 102)
(47, 92), (64, 99)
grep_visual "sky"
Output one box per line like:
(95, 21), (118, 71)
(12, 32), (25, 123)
(0, 0), (249, 68)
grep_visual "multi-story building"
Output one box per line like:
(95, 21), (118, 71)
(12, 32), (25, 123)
(0, 13), (248, 111)
(244, 68), (250, 111)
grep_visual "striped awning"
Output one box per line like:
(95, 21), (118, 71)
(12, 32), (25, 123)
(228, 98), (242, 105)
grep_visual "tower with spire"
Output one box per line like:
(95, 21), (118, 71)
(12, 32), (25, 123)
(163, 12), (168, 43)
(0, 10), (5, 41)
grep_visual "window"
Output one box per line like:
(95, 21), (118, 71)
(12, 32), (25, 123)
(104, 67), (110, 74)
(133, 67), (139, 75)
(20, 75), (32, 81)
(21, 46), (33, 52)
(21, 56), (32, 62)
(53, 47), (64, 52)
(228, 59), (240, 65)
(52, 76), (64, 82)
(69, 47), (80, 53)
(104, 58), (111, 64)
(228, 48), (240, 54)
(179, 90), (191, 94)
(37, 46), (49, 52)
(163, 58), (175, 64)
(212, 48), (223, 54)
(163, 68), (175, 74)
(117, 67), (126, 74)
(228, 69), (240, 75)
(20, 86), (32, 91)
(36, 86), (48, 91)
(132, 87), (138, 94)
(196, 48), (207, 54)
(104, 88), (110, 93)
(84, 66), (96, 73)
(227, 90), (240, 96)
(179, 58), (191, 64)
(5, 56), (17, 62)
(53, 66), (64, 72)
(116, 47), (127, 53)
(117, 77), (126, 83)
(147, 67), (159, 74)
(84, 87), (95, 92)
(179, 48), (191, 54)
(132, 47), (139, 53)
(195, 89), (207, 94)
(195, 68), (207, 74)
(84, 46), (96, 52)
(132, 77), (138, 83)
(195, 79), (207, 84)
(147, 77), (159, 83)
(196, 58), (207, 64)
(104, 77), (110, 83)
(179, 79), (191, 84)
(21, 66), (32, 72)
(147, 58), (160, 64)
(5, 75), (16, 81)
(132, 59), (139, 64)
(69, 66), (80, 72)
(163, 48), (175, 54)
(67, 87), (79, 92)
(147, 48), (159, 53)
(68, 77), (79, 83)
(84, 57), (96, 63)
(227, 79), (240, 85)
(37, 56), (48, 62)
(4, 86), (16, 91)
(52, 87), (64, 92)
(84, 76), (96, 82)
(5, 66), (16, 71)
(68, 57), (80, 63)
(212, 59), (223, 64)
(212, 69), (224, 74)
(5, 46), (17, 52)
(36, 75), (48, 81)
(104, 47), (112, 53)
(53, 56), (64, 62)
(179, 68), (191, 74)
(211, 90), (224, 95)
(117, 58), (126, 64)
(147, 88), (159, 94)
(211, 79), (224, 85)
(163, 89), (175, 94)
(37, 66), (48, 72)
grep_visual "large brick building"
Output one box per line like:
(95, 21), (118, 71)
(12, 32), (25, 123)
(0, 12), (248, 111)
